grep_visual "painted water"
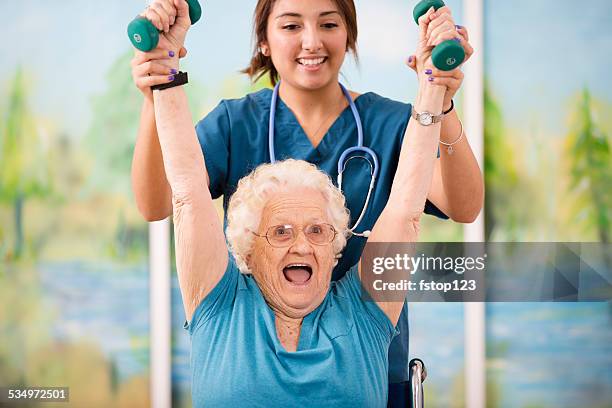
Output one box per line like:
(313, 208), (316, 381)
(22, 261), (611, 407)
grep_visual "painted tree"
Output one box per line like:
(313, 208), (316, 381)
(84, 50), (210, 259)
(0, 67), (51, 259)
(85, 50), (209, 197)
(483, 81), (519, 241)
(565, 89), (611, 243)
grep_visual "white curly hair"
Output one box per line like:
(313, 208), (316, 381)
(226, 159), (351, 274)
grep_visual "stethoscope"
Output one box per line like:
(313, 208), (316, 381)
(268, 82), (379, 237)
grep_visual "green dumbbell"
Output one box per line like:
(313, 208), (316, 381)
(413, 0), (465, 71)
(127, 0), (202, 52)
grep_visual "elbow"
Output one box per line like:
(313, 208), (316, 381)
(448, 188), (484, 224)
(135, 199), (172, 222)
(392, 206), (423, 241)
(172, 191), (196, 211)
(406, 215), (421, 239)
(142, 210), (169, 222)
(450, 211), (480, 224)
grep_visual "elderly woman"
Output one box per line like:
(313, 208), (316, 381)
(150, 3), (447, 406)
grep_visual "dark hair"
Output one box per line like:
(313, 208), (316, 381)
(241, 0), (359, 86)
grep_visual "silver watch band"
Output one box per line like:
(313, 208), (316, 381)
(411, 108), (444, 126)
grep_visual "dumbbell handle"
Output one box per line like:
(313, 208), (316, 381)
(413, 0), (465, 71)
(127, 0), (202, 52)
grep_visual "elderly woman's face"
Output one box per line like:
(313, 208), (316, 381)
(248, 187), (336, 318)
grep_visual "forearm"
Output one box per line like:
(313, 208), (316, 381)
(438, 110), (484, 222)
(390, 84), (445, 217)
(364, 86), (444, 326)
(153, 87), (209, 198)
(153, 86), (227, 319)
(131, 98), (173, 221)
(370, 84), (445, 243)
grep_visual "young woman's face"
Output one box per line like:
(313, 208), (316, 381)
(263, 0), (348, 91)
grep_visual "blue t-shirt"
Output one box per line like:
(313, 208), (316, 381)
(184, 257), (398, 407)
(196, 88), (447, 281)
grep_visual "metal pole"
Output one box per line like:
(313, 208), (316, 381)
(150, 219), (172, 408)
(463, 0), (486, 407)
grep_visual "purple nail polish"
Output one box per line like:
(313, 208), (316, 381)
(170, 68), (177, 74)
(408, 56), (413, 63)
(453, 37), (461, 43)
(168, 75), (175, 81)
(455, 24), (463, 29)
(169, 50), (175, 57)
(428, 76), (434, 82)
(425, 69), (433, 75)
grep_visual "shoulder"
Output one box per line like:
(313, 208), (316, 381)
(355, 92), (412, 123)
(195, 88), (272, 132)
(221, 88), (272, 117)
(356, 92), (411, 111)
(356, 92), (412, 137)
(330, 264), (398, 341)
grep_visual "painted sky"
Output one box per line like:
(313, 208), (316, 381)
(2, 0), (610, 137)
(485, 0), (612, 136)
(1, 0), (461, 136)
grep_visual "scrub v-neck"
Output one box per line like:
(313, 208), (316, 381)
(274, 93), (369, 160)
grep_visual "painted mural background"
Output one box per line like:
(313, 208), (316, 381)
(481, 1), (612, 407)
(1, 1), (610, 407)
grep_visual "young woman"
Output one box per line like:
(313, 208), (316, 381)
(130, 0), (483, 404)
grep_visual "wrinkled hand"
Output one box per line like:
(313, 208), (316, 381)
(141, 0), (191, 51)
(130, 0), (191, 99)
(406, 6), (474, 109)
(409, 7), (445, 92)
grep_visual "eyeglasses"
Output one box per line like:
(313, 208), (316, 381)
(252, 223), (337, 248)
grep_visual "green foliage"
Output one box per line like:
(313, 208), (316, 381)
(0, 67), (51, 201)
(84, 51), (144, 197)
(564, 89), (612, 243)
(0, 67), (53, 259)
(85, 50), (209, 198)
(483, 81), (519, 241)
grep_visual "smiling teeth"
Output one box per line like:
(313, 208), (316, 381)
(298, 58), (325, 66)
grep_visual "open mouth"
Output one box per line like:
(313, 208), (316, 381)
(282, 263), (313, 285)
(296, 57), (328, 67)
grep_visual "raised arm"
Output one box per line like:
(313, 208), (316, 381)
(130, 0), (195, 222)
(406, 7), (483, 222)
(149, 0), (227, 321)
(362, 7), (447, 325)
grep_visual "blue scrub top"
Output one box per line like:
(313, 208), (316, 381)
(196, 88), (447, 281)
(184, 255), (397, 407)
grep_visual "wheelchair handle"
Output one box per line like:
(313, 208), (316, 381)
(409, 358), (427, 408)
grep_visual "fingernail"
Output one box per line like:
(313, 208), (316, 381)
(170, 68), (177, 74)
(169, 50), (175, 57)
(168, 75), (175, 81)
(455, 25), (463, 29)
(453, 37), (461, 43)
(428, 76), (434, 82)
(425, 69), (433, 75)
(408, 56), (413, 63)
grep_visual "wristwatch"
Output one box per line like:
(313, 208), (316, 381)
(411, 108), (444, 126)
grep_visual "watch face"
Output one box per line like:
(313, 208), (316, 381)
(420, 112), (433, 126)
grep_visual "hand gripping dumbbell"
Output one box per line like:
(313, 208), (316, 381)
(413, 0), (465, 71)
(127, 0), (202, 51)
